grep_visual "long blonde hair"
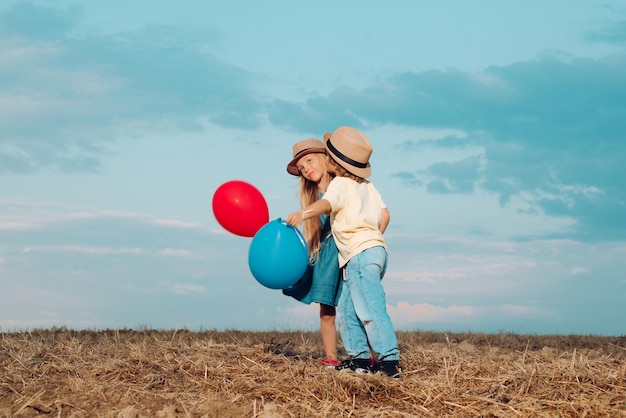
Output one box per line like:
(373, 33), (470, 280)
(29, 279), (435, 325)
(298, 153), (333, 261)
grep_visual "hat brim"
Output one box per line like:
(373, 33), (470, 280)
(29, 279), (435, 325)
(324, 137), (372, 178)
(286, 147), (327, 176)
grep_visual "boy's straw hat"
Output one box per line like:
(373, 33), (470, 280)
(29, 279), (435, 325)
(324, 126), (372, 178)
(286, 138), (326, 176)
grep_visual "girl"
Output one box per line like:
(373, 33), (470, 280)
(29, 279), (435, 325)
(283, 138), (343, 367)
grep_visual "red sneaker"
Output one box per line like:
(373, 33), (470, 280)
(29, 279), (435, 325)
(318, 358), (341, 368)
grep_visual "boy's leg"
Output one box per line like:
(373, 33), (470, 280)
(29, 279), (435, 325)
(344, 246), (399, 361)
(337, 273), (370, 359)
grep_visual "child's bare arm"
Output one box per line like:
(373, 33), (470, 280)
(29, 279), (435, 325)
(380, 208), (390, 234)
(285, 199), (332, 226)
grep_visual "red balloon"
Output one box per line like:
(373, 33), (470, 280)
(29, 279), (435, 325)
(212, 180), (269, 237)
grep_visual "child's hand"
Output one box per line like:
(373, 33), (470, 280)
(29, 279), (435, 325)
(285, 211), (302, 226)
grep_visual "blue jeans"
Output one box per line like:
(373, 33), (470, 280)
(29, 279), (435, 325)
(338, 246), (399, 361)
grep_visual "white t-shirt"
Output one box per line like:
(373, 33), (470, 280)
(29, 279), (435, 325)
(322, 177), (387, 267)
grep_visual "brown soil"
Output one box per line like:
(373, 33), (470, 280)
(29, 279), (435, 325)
(1, 328), (624, 417)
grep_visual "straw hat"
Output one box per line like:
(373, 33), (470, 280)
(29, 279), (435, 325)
(324, 127), (372, 178)
(286, 138), (326, 176)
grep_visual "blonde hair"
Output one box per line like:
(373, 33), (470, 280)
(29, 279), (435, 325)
(298, 153), (333, 261)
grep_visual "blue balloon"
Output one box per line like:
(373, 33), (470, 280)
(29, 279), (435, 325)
(248, 218), (309, 289)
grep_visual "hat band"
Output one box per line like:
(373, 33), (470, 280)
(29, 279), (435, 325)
(293, 147), (315, 159)
(326, 139), (368, 169)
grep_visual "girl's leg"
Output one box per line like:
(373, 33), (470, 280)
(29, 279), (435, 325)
(319, 303), (337, 360)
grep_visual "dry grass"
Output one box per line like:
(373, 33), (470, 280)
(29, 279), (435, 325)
(0, 328), (624, 417)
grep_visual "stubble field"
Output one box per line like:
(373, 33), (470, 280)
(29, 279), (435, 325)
(0, 328), (624, 417)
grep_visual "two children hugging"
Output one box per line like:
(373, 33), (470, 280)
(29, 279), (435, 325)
(286, 126), (401, 378)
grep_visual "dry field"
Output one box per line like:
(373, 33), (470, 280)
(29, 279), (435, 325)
(0, 328), (624, 417)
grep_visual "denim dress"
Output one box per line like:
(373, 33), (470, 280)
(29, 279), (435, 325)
(282, 213), (342, 306)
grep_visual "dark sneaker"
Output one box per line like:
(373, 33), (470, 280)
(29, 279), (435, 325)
(373, 360), (402, 378)
(335, 358), (371, 374)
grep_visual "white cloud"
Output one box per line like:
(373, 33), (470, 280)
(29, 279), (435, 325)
(0, 40), (62, 68)
(276, 303), (320, 330)
(159, 248), (195, 257)
(388, 301), (547, 330)
(170, 283), (207, 295)
(0, 221), (40, 230)
(23, 245), (144, 255)
(389, 302), (478, 327)
(151, 218), (204, 229)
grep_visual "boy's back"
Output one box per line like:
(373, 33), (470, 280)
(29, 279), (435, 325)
(323, 177), (387, 267)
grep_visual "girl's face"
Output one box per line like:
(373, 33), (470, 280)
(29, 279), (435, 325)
(296, 153), (325, 183)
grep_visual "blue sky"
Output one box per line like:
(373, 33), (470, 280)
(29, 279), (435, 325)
(1, 0), (625, 335)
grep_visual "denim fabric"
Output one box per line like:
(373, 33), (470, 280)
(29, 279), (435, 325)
(282, 235), (342, 306)
(282, 214), (342, 306)
(337, 246), (399, 361)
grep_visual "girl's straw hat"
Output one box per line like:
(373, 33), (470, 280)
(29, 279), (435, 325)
(286, 138), (326, 176)
(324, 126), (372, 178)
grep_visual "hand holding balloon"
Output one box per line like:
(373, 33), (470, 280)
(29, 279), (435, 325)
(285, 210), (304, 226)
(285, 199), (331, 227)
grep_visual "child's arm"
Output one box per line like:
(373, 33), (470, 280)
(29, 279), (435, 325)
(285, 199), (332, 227)
(380, 208), (390, 234)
